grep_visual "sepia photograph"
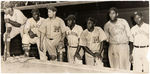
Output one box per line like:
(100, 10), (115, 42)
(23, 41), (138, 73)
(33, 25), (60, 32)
(0, 0), (149, 73)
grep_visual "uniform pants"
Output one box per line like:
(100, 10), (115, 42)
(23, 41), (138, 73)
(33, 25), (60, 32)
(22, 34), (47, 61)
(3, 25), (24, 41)
(132, 47), (149, 72)
(85, 52), (103, 66)
(43, 37), (60, 57)
(3, 26), (24, 54)
(67, 46), (83, 64)
(108, 44), (130, 70)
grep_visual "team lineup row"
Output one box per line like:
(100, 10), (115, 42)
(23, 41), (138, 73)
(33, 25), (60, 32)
(3, 2), (149, 72)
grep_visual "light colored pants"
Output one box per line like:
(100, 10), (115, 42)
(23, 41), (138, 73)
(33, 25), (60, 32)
(3, 25), (24, 41)
(22, 34), (47, 61)
(108, 44), (130, 70)
(132, 47), (149, 72)
(42, 37), (60, 56)
(85, 52), (103, 66)
(67, 46), (83, 64)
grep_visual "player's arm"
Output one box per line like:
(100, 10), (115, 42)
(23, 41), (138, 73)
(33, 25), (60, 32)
(129, 28), (135, 62)
(104, 23), (110, 42)
(129, 28), (135, 55)
(82, 46), (95, 57)
(39, 21), (46, 51)
(123, 19), (131, 40)
(5, 19), (21, 27)
(96, 27), (108, 58)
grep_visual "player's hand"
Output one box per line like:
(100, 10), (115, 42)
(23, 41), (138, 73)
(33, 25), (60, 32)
(57, 41), (64, 49)
(129, 55), (133, 63)
(4, 18), (10, 23)
(28, 30), (37, 38)
(74, 53), (82, 60)
(94, 52), (103, 60)
(40, 44), (44, 52)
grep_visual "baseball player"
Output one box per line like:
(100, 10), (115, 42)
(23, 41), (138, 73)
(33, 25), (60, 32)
(3, 2), (27, 57)
(104, 7), (131, 70)
(22, 9), (47, 60)
(130, 11), (149, 72)
(39, 6), (66, 61)
(65, 15), (84, 64)
(75, 17), (107, 66)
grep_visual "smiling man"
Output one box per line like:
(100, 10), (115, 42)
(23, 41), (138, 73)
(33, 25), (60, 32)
(104, 7), (131, 70)
(39, 6), (66, 61)
(130, 11), (149, 72)
(75, 17), (107, 66)
(22, 9), (47, 60)
(3, 2), (27, 59)
(65, 15), (84, 64)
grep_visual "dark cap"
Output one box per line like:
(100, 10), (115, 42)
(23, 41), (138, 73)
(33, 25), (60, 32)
(65, 15), (76, 20)
(109, 7), (118, 13)
(47, 6), (57, 12)
(3, 1), (15, 9)
(31, 8), (40, 14)
(88, 17), (97, 25)
(133, 11), (142, 18)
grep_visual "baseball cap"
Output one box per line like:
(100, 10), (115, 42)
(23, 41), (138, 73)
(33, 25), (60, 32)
(31, 8), (40, 14)
(3, 1), (15, 9)
(65, 15), (76, 20)
(47, 6), (57, 12)
(133, 11), (142, 18)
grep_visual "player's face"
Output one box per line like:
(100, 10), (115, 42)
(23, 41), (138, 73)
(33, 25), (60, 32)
(48, 9), (56, 18)
(109, 10), (117, 21)
(134, 15), (143, 25)
(87, 20), (94, 30)
(67, 20), (73, 27)
(4, 8), (11, 15)
(32, 12), (39, 21)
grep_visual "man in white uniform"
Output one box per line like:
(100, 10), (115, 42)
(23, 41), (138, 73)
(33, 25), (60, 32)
(22, 9), (47, 60)
(75, 17), (107, 66)
(65, 15), (83, 64)
(104, 7), (131, 70)
(130, 11), (149, 72)
(39, 6), (66, 61)
(3, 2), (27, 57)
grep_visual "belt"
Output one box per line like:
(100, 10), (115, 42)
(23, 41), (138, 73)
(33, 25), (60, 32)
(110, 43), (128, 45)
(134, 45), (149, 48)
(48, 38), (54, 40)
(69, 46), (78, 48)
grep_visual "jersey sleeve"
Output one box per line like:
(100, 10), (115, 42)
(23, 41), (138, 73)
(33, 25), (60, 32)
(130, 27), (135, 42)
(16, 9), (27, 25)
(79, 31), (87, 46)
(123, 19), (132, 41)
(38, 20), (47, 34)
(98, 27), (107, 42)
(59, 18), (66, 33)
(104, 23), (110, 42)
(4, 14), (12, 28)
(78, 26), (83, 38)
(24, 19), (31, 34)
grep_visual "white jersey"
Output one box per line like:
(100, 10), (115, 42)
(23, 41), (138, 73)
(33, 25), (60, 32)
(130, 22), (149, 46)
(4, 8), (27, 28)
(24, 17), (45, 37)
(39, 17), (66, 39)
(66, 24), (83, 46)
(79, 27), (107, 52)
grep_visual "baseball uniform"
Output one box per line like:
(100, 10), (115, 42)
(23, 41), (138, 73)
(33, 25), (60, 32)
(22, 17), (47, 61)
(79, 27), (107, 66)
(130, 22), (149, 72)
(39, 17), (66, 57)
(3, 8), (27, 41)
(66, 24), (83, 64)
(104, 18), (131, 70)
